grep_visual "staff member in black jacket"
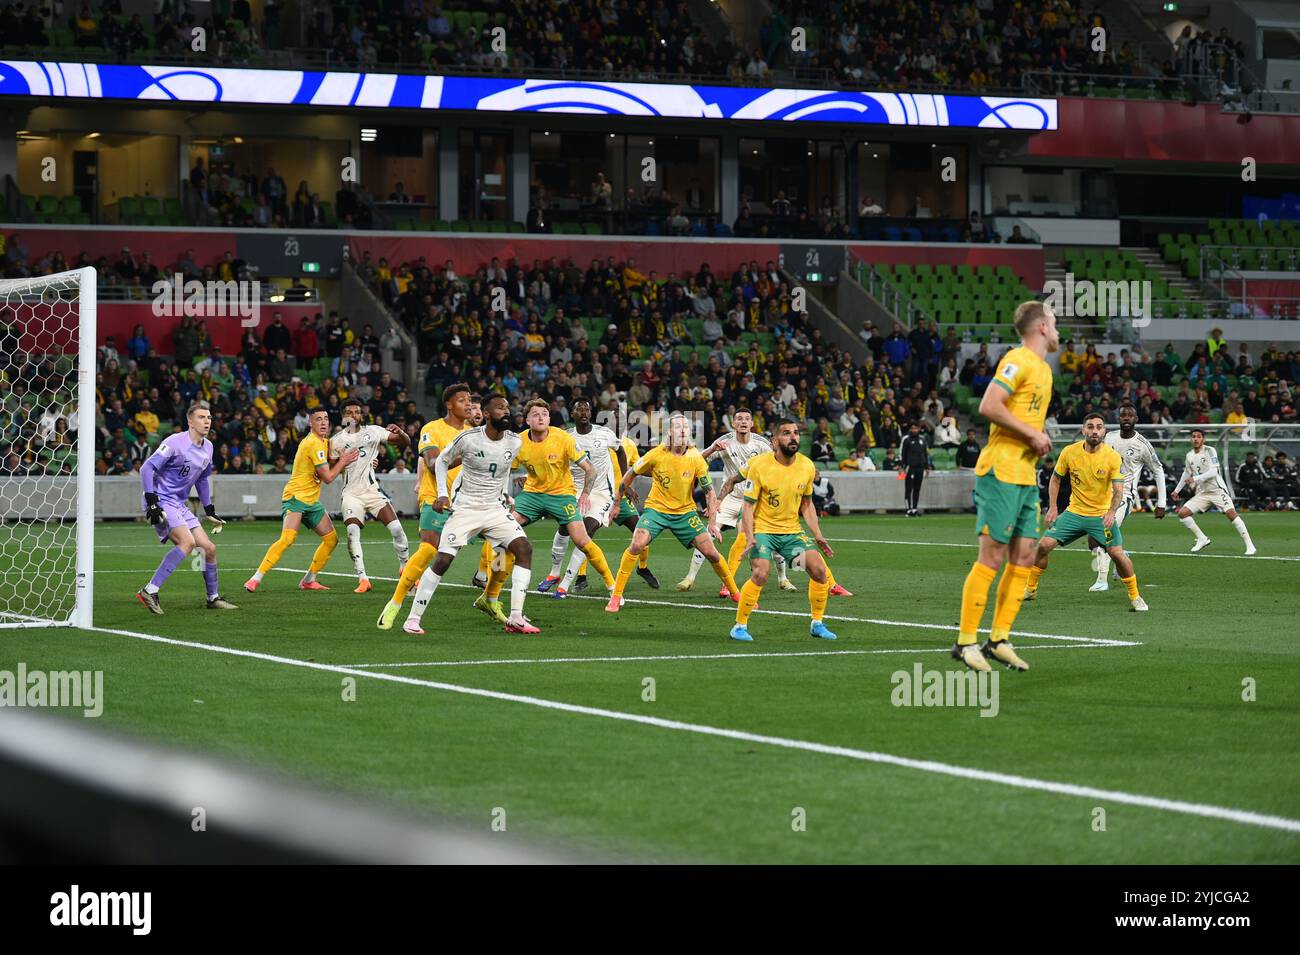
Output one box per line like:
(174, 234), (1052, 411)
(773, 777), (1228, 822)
(900, 421), (931, 515)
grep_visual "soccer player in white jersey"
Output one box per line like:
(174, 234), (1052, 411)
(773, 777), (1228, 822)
(539, 396), (656, 598)
(1172, 427), (1257, 555)
(1089, 402), (1166, 592)
(677, 409), (796, 594)
(377, 394), (537, 634)
(333, 400), (412, 592)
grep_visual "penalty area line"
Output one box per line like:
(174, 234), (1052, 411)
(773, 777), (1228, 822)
(72, 622), (1300, 836)
(339, 642), (1136, 669)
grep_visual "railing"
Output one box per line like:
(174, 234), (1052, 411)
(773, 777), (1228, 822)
(93, 283), (320, 304)
(845, 250), (1109, 342)
(1066, 423), (1300, 500)
(1021, 68), (1180, 101)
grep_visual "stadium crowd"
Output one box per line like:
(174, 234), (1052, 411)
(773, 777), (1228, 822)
(2, 0), (1242, 96)
(2, 232), (1298, 509)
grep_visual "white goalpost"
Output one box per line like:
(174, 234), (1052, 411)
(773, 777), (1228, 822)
(0, 267), (96, 629)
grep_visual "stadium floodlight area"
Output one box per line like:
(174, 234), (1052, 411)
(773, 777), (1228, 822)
(0, 268), (95, 629)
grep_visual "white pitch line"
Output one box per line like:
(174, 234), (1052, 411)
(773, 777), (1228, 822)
(67, 622), (1300, 836)
(273, 567), (1138, 647)
(826, 536), (1300, 562)
(340, 642), (1132, 669)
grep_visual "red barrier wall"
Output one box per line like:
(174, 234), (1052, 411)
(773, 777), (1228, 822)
(1029, 98), (1300, 165)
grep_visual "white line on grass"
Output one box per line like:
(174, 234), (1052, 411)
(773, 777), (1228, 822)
(340, 643), (1133, 669)
(71, 622), (1300, 836)
(274, 567), (1140, 647)
(827, 537), (1300, 562)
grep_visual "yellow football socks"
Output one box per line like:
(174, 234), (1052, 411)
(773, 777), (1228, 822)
(613, 548), (638, 597)
(485, 550), (516, 599)
(478, 542), (493, 577)
(809, 578), (829, 622)
(990, 564), (1032, 641)
(958, 562), (998, 645)
(726, 532), (748, 576)
(824, 565), (837, 589)
(638, 547), (650, 569)
(1121, 574), (1139, 601)
(580, 540), (615, 588)
(257, 527), (297, 574)
(736, 579), (762, 624)
(710, 557), (740, 598)
(308, 530), (338, 574)
(1026, 565), (1044, 595)
(393, 542), (437, 603)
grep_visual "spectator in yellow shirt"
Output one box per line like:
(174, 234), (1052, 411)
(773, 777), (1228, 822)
(131, 402), (160, 437)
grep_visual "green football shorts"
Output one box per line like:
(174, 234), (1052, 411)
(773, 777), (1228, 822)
(1045, 509), (1123, 549)
(513, 490), (580, 525)
(637, 508), (707, 547)
(419, 502), (450, 533)
(752, 531), (814, 563)
(974, 472), (1040, 543)
(282, 496), (327, 530)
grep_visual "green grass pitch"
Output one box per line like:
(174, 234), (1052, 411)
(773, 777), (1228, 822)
(4, 511), (1299, 863)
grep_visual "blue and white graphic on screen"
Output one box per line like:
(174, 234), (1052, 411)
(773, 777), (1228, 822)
(0, 61), (1057, 130)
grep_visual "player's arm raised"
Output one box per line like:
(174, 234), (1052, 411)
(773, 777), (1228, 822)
(979, 375), (1051, 457)
(316, 446), (358, 484)
(718, 472), (743, 500)
(800, 492), (834, 559)
(385, 424), (411, 449)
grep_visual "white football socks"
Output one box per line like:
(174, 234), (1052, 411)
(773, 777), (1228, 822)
(346, 522), (367, 577)
(549, 530), (570, 578)
(511, 564), (532, 617)
(684, 547), (706, 583)
(407, 568), (442, 626)
(1231, 516), (1254, 550)
(1180, 515), (1208, 542)
(387, 520), (409, 567)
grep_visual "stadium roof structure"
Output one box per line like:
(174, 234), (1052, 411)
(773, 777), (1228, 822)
(0, 60), (1057, 131)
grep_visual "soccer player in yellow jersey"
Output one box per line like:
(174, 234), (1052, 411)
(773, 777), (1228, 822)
(1024, 413), (1148, 611)
(245, 409), (357, 592)
(406, 382), (484, 628)
(953, 301), (1058, 673)
(728, 419), (837, 642)
(543, 402), (661, 596)
(605, 414), (741, 613)
(508, 399), (617, 591)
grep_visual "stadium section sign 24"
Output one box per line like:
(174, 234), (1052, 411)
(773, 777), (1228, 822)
(0, 62), (1058, 130)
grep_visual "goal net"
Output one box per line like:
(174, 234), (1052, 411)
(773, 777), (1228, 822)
(0, 267), (95, 628)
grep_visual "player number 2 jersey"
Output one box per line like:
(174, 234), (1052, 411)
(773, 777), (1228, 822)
(1182, 446), (1224, 492)
(974, 345), (1052, 486)
(330, 425), (389, 495)
(741, 451), (816, 534)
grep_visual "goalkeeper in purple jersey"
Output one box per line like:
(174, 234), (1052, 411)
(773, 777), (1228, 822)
(135, 400), (238, 614)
